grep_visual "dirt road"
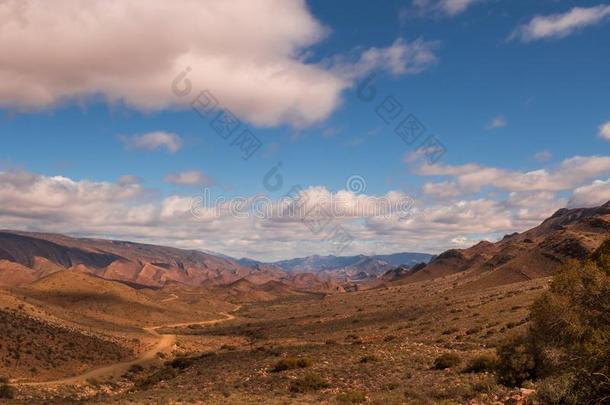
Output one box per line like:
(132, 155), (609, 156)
(18, 306), (240, 387)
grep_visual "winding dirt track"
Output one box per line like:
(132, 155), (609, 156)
(18, 306), (240, 387)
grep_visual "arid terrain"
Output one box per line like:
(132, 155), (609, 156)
(0, 202), (609, 404)
(3, 1), (609, 403)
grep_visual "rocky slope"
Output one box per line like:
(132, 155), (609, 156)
(395, 201), (610, 287)
(0, 230), (255, 288)
(0, 231), (333, 292)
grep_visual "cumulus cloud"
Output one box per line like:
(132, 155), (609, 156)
(568, 178), (610, 208)
(0, 0), (437, 127)
(415, 155), (610, 197)
(0, 166), (598, 261)
(164, 170), (214, 186)
(599, 121), (610, 140)
(511, 5), (610, 42)
(120, 131), (183, 153)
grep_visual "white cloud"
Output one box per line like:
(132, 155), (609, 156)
(411, 0), (482, 17)
(441, 0), (481, 16)
(120, 131), (183, 153)
(415, 155), (610, 196)
(165, 170), (214, 186)
(511, 5), (610, 42)
(599, 121), (610, 140)
(486, 115), (507, 130)
(0, 0), (437, 127)
(568, 178), (610, 208)
(330, 38), (438, 79)
(0, 165), (607, 261)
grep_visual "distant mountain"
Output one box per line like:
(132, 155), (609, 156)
(0, 230), (347, 294)
(393, 201), (610, 287)
(264, 252), (433, 282)
(236, 257), (263, 267)
(369, 252), (435, 267)
(272, 252), (432, 271)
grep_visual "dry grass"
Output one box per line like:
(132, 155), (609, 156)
(37, 275), (545, 404)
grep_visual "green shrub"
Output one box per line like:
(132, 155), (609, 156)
(494, 240), (610, 403)
(433, 353), (461, 370)
(495, 334), (539, 386)
(270, 356), (312, 372)
(535, 374), (578, 404)
(289, 372), (329, 393)
(463, 354), (497, 373)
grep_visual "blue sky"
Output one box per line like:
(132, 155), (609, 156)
(1, 0), (609, 260)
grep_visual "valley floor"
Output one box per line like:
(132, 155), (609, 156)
(5, 272), (548, 404)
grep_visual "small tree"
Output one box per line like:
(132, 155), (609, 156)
(496, 240), (610, 403)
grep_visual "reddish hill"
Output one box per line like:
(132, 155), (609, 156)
(396, 201), (610, 287)
(0, 230), (348, 299)
(211, 278), (307, 302)
(0, 230), (255, 288)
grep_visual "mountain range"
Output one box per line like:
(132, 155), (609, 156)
(0, 230), (430, 291)
(1, 201), (610, 293)
(251, 252), (434, 282)
(389, 201), (610, 288)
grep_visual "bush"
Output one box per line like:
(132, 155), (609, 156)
(289, 372), (329, 393)
(495, 334), (539, 386)
(535, 374), (578, 404)
(270, 356), (312, 372)
(433, 353), (461, 370)
(463, 354), (497, 373)
(128, 364), (144, 374)
(494, 240), (610, 403)
(471, 376), (498, 394)
(136, 367), (178, 389)
(168, 356), (196, 370)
